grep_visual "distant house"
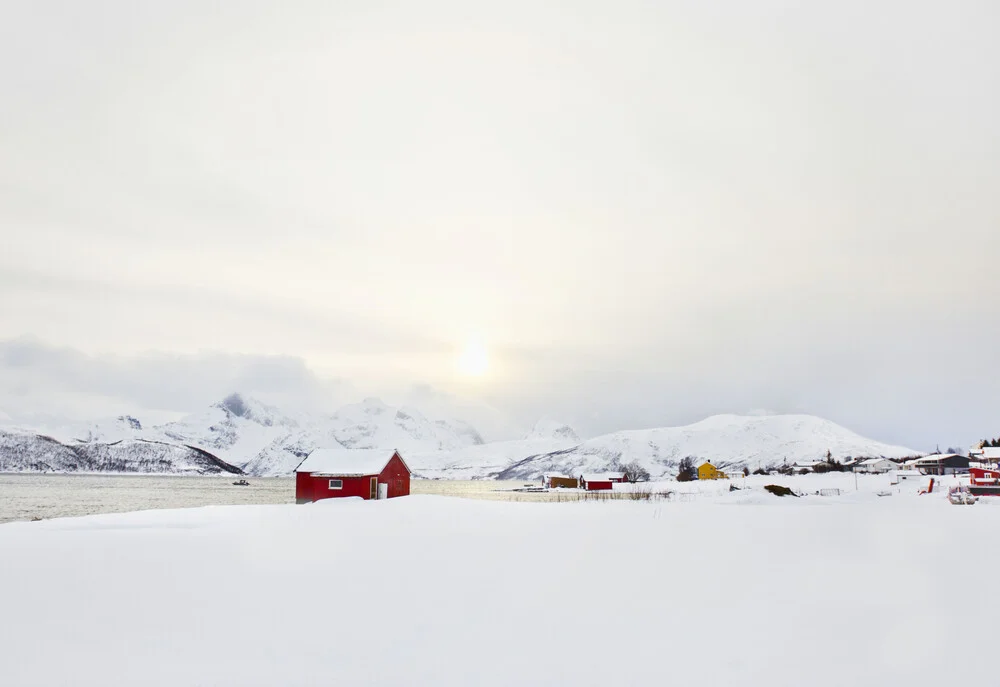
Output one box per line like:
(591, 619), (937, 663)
(697, 462), (727, 480)
(295, 449), (411, 503)
(544, 473), (579, 489)
(605, 472), (626, 483)
(905, 454), (970, 476)
(791, 461), (822, 472)
(853, 458), (897, 474)
(979, 447), (1000, 464)
(579, 474), (614, 491)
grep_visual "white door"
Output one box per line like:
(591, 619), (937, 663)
(378, 483), (388, 500)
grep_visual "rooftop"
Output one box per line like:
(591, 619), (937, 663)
(580, 473), (616, 482)
(296, 448), (404, 476)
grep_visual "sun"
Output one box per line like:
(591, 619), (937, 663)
(457, 339), (489, 377)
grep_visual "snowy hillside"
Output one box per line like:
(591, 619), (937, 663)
(403, 418), (582, 479)
(497, 414), (920, 480)
(408, 434), (582, 480)
(47, 415), (147, 444)
(0, 428), (243, 474)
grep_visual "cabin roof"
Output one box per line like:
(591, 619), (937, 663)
(296, 448), (407, 476)
(580, 473), (615, 482)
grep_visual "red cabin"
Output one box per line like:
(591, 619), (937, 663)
(579, 473), (614, 491)
(295, 449), (411, 504)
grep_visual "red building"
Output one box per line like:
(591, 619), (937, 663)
(295, 449), (411, 504)
(579, 473), (614, 491)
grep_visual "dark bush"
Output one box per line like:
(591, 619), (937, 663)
(676, 457), (697, 482)
(764, 484), (798, 497)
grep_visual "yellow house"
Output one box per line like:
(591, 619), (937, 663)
(697, 462), (727, 480)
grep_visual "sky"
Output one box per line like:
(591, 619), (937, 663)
(1, 0), (998, 449)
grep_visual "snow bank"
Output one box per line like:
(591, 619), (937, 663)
(0, 494), (991, 686)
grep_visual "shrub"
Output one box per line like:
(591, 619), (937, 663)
(676, 457), (697, 482)
(623, 460), (651, 483)
(764, 484), (798, 497)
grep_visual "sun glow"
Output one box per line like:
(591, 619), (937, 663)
(457, 339), (489, 378)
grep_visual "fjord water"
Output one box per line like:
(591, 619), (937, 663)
(0, 474), (550, 523)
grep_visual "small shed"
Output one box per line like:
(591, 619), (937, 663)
(295, 448), (411, 504)
(544, 473), (579, 489)
(853, 457), (897, 474)
(605, 472), (626, 484)
(697, 462), (727, 480)
(579, 473), (614, 491)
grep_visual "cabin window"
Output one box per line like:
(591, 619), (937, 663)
(328, 479), (343, 490)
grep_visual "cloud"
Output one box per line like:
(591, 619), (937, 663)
(0, 337), (359, 426)
(1, 1), (998, 451)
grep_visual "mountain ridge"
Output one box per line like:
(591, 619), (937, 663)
(0, 396), (922, 478)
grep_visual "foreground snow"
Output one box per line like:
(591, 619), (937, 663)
(0, 488), (992, 686)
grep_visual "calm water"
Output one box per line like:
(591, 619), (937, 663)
(0, 474), (556, 524)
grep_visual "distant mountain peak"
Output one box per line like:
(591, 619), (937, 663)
(361, 397), (389, 412)
(213, 393), (285, 427)
(117, 415), (142, 431)
(525, 419), (580, 443)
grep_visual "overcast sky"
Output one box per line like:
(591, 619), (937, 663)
(1, 0), (998, 449)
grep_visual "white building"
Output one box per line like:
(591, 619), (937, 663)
(854, 457), (898, 474)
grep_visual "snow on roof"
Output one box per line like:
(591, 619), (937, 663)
(860, 457), (894, 465)
(982, 447), (1000, 459)
(580, 473), (615, 482)
(296, 448), (405, 476)
(910, 454), (965, 463)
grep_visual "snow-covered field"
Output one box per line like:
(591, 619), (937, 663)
(0, 479), (992, 686)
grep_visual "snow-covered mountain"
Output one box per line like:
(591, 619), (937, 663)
(239, 397), (489, 476)
(523, 419), (579, 443)
(0, 427), (243, 474)
(153, 393), (301, 468)
(494, 414), (920, 480)
(408, 429), (583, 480)
(0, 399), (921, 480)
(47, 415), (147, 444)
(0, 394), (488, 476)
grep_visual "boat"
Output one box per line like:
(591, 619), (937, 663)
(232, 479), (250, 486)
(968, 467), (1000, 496)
